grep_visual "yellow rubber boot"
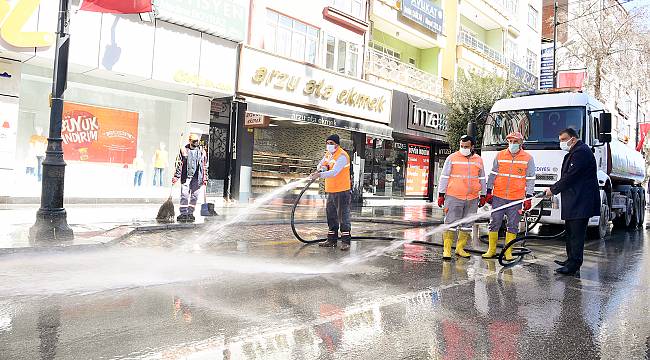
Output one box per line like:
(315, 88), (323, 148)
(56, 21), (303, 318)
(504, 232), (517, 261)
(455, 231), (471, 258)
(442, 231), (453, 260)
(482, 232), (498, 259)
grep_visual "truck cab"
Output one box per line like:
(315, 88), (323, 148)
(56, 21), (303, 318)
(482, 89), (646, 238)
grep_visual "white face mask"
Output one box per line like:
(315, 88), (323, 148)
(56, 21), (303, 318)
(559, 139), (571, 152)
(326, 144), (336, 153)
(459, 148), (472, 156)
(508, 143), (520, 153)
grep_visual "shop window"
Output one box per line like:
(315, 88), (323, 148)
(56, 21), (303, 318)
(265, 9), (319, 64)
(330, 0), (365, 19)
(325, 36), (360, 77)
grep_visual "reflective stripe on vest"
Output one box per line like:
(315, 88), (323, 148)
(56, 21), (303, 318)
(446, 151), (484, 200)
(492, 149), (532, 200)
(324, 148), (351, 193)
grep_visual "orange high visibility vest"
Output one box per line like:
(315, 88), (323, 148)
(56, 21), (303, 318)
(324, 148), (351, 193)
(492, 149), (532, 200)
(446, 152), (484, 200)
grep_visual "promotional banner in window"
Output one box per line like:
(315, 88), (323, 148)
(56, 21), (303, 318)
(62, 102), (138, 164)
(405, 144), (430, 196)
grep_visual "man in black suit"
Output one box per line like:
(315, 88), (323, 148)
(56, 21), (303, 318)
(545, 128), (601, 275)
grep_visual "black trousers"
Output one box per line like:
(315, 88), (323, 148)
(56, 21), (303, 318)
(564, 218), (588, 270)
(326, 191), (351, 243)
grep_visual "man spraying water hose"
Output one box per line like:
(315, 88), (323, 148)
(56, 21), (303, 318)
(483, 132), (536, 261)
(310, 134), (352, 251)
(437, 135), (487, 260)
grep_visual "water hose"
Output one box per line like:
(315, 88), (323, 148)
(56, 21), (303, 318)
(290, 179), (541, 265)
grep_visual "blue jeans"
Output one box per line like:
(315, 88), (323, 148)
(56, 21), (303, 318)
(153, 168), (164, 186)
(134, 171), (143, 186)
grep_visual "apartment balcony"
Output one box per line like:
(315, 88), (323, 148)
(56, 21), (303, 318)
(457, 29), (508, 67)
(364, 48), (443, 101)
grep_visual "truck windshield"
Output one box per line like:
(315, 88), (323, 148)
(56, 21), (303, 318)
(483, 107), (585, 147)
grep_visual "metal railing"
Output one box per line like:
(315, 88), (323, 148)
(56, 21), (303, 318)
(364, 48), (443, 100)
(457, 29), (508, 66)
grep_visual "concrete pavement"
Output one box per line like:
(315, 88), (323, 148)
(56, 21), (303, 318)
(0, 218), (648, 359)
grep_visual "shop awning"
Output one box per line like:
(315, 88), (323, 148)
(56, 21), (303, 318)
(245, 98), (393, 140)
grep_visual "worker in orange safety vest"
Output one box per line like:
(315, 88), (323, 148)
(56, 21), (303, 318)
(483, 132), (536, 260)
(437, 135), (487, 260)
(310, 134), (352, 251)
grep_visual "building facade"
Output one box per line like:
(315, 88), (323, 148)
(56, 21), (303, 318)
(0, 0), (248, 199)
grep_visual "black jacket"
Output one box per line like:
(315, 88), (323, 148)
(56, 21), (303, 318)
(550, 140), (601, 220)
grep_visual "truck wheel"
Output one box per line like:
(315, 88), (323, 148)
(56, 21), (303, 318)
(588, 194), (610, 239)
(629, 188), (641, 228)
(639, 188), (645, 227)
(613, 192), (633, 229)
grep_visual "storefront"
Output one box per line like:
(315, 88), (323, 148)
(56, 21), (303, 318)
(0, 2), (246, 200)
(231, 46), (393, 202)
(363, 90), (448, 203)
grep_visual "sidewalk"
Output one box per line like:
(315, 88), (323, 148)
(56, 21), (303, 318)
(0, 201), (444, 252)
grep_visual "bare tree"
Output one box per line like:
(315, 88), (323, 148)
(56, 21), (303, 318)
(553, 1), (650, 101)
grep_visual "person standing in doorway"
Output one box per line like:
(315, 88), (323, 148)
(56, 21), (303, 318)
(310, 134), (352, 251)
(483, 132), (536, 260)
(153, 142), (169, 187)
(437, 135), (487, 260)
(172, 134), (207, 223)
(545, 128), (600, 275)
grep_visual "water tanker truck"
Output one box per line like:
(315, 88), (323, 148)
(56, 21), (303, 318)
(481, 89), (646, 239)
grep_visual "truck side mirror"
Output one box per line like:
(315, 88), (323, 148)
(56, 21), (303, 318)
(599, 113), (612, 143)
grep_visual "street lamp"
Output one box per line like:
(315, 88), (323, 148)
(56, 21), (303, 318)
(29, 0), (74, 242)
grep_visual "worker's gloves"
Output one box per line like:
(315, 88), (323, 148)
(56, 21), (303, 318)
(485, 190), (494, 205)
(522, 196), (533, 211)
(479, 195), (487, 207)
(437, 194), (445, 208)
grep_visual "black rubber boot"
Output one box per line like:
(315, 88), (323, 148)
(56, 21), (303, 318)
(187, 213), (196, 223)
(177, 214), (188, 223)
(320, 232), (338, 247)
(340, 233), (351, 251)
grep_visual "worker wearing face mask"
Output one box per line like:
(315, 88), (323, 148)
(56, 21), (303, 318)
(437, 135), (487, 260)
(310, 134), (352, 251)
(483, 132), (536, 260)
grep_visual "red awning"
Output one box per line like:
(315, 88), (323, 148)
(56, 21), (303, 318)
(80, 0), (152, 13)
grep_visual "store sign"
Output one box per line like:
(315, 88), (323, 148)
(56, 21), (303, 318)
(539, 43), (554, 89)
(509, 62), (538, 90)
(173, 70), (234, 93)
(0, 0), (54, 48)
(244, 112), (269, 128)
(405, 144), (430, 197)
(154, 0), (248, 42)
(238, 47), (392, 124)
(400, 0), (444, 35)
(410, 103), (446, 133)
(62, 102), (138, 164)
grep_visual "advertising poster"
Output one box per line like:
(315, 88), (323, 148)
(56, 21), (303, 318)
(405, 144), (430, 197)
(62, 102), (138, 164)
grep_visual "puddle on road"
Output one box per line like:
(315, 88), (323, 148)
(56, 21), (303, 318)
(0, 248), (378, 297)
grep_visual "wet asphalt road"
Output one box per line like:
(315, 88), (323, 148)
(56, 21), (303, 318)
(0, 221), (649, 360)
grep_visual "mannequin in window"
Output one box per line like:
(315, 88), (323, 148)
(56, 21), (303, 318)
(133, 150), (145, 187)
(152, 142), (168, 187)
(29, 127), (47, 182)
